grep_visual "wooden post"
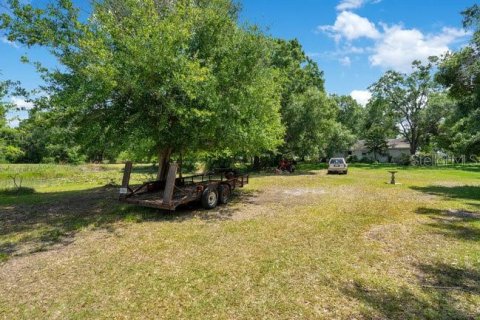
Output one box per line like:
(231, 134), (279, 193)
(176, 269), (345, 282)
(157, 148), (172, 181)
(119, 161), (132, 199)
(162, 163), (178, 207)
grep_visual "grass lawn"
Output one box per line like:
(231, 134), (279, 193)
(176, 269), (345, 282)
(0, 163), (479, 319)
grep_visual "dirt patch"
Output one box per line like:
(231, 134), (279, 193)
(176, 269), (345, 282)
(192, 188), (326, 221)
(253, 187), (327, 205)
(283, 188), (326, 196)
(365, 223), (412, 242)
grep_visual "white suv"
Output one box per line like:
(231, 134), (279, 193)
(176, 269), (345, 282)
(328, 158), (348, 174)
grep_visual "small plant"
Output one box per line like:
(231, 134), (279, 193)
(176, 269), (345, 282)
(0, 173), (35, 195)
(0, 253), (9, 263)
(9, 173), (23, 189)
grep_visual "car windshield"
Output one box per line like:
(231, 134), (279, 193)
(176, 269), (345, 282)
(329, 158), (344, 164)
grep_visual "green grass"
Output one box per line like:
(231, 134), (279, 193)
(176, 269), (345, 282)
(0, 163), (479, 319)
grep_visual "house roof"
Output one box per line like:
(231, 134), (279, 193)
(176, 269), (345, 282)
(352, 138), (410, 152)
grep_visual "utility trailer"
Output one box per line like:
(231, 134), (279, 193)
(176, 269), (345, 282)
(119, 161), (249, 211)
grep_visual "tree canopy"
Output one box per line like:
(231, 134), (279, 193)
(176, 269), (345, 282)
(1, 2), (480, 166)
(435, 4), (480, 154)
(369, 59), (441, 155)
(0, 75), (23, 162)
(1, 0), (285, 171)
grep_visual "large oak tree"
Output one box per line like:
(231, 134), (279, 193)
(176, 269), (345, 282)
(1, 0), (284, 177)
(435, 4), (480, 155)
(369, 59), (441, 155)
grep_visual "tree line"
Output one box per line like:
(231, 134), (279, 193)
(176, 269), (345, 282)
(0, 1), (479, 170)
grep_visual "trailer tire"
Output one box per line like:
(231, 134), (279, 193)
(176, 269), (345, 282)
(218, 184), (231, 204)
(201, 187), (218, 209)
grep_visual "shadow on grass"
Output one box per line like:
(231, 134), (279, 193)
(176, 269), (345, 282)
(408, 165), (480, 173)
(344, 261), (480, 319)
(0, 187), (36, 196)
(411, 185), (480, 202)
(252, 170), (317, 177)
(0, 185), (249, 260)
(338, 163), (480, 172)
(416, 207), (480, 242)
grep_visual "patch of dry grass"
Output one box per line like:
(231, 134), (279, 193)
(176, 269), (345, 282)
(0, 164), (479, 319)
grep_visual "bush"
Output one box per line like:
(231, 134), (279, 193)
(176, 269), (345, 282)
(0, 145), (24, 163)
(395, 154), (412, 166)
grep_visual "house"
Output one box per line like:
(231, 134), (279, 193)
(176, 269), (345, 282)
(350, 138), (411, 163)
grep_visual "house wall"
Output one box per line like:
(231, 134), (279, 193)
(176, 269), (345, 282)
(352, 148), (410, 163)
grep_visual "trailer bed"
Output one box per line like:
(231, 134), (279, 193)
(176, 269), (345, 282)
(119, 162), (248, 210)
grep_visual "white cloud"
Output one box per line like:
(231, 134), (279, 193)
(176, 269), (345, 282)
(339, 56), (351, 66)
(1, 37), (19, 48)
(344, 44), (367, 54)
(369, 26), (469, 72)
(336, 0), (382, 11)
(350, 90), (371, 106)
(336, 0), (364, 11)
(318, 11), (380, 41)
(317, 8), (469, 72)
(11, 97), (34, 110)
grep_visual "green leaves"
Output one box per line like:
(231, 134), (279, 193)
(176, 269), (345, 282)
(283, 88), (337, 158)
(1, 0), (286, 161)
(369, 60), (440, 154)
(434, 4), (480, 155)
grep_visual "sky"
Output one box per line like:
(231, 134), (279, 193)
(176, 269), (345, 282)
(0, 0), (477, 125)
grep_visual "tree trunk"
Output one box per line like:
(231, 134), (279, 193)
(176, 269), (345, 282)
(409, 130), (417, 155)
(410, 142), (417, 155)
(178, 151), (183, 179)
(157, 147), (173, 181)
(253, 156), (260, 170)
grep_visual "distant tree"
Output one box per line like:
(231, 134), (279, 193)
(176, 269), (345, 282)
(365, 125), (389, 161)
(0, 78), (9, 130)
(0, 75), (24, 163)
(283, 88), (337, 159)
(270, 39), (333, 158)
(369, 59), (441, 155)
(323, 122), (356, 159)
(362, 98), (397, 138)
(358, 97), (397, 161)
(332, 95), (364, 137)
(421, 93), (455, 152)
(16, 110), (85, 164)
(1, 0), (284, 175)
(435, 4), (480, 155)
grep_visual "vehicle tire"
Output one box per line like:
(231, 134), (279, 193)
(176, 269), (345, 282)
(201, 187), (218, 209)
(218, 184), (231, 204)
(327, 171), (331, 174)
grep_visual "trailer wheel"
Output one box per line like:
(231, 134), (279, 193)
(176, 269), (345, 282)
(218, 184), (231, 204)
(202, 188), (218, 209)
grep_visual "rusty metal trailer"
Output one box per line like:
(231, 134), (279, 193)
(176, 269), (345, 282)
(119, 161), (249, 211)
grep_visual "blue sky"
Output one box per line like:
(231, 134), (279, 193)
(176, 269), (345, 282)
(0, 0), (477, 124)
(239, 0), (476, 104)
